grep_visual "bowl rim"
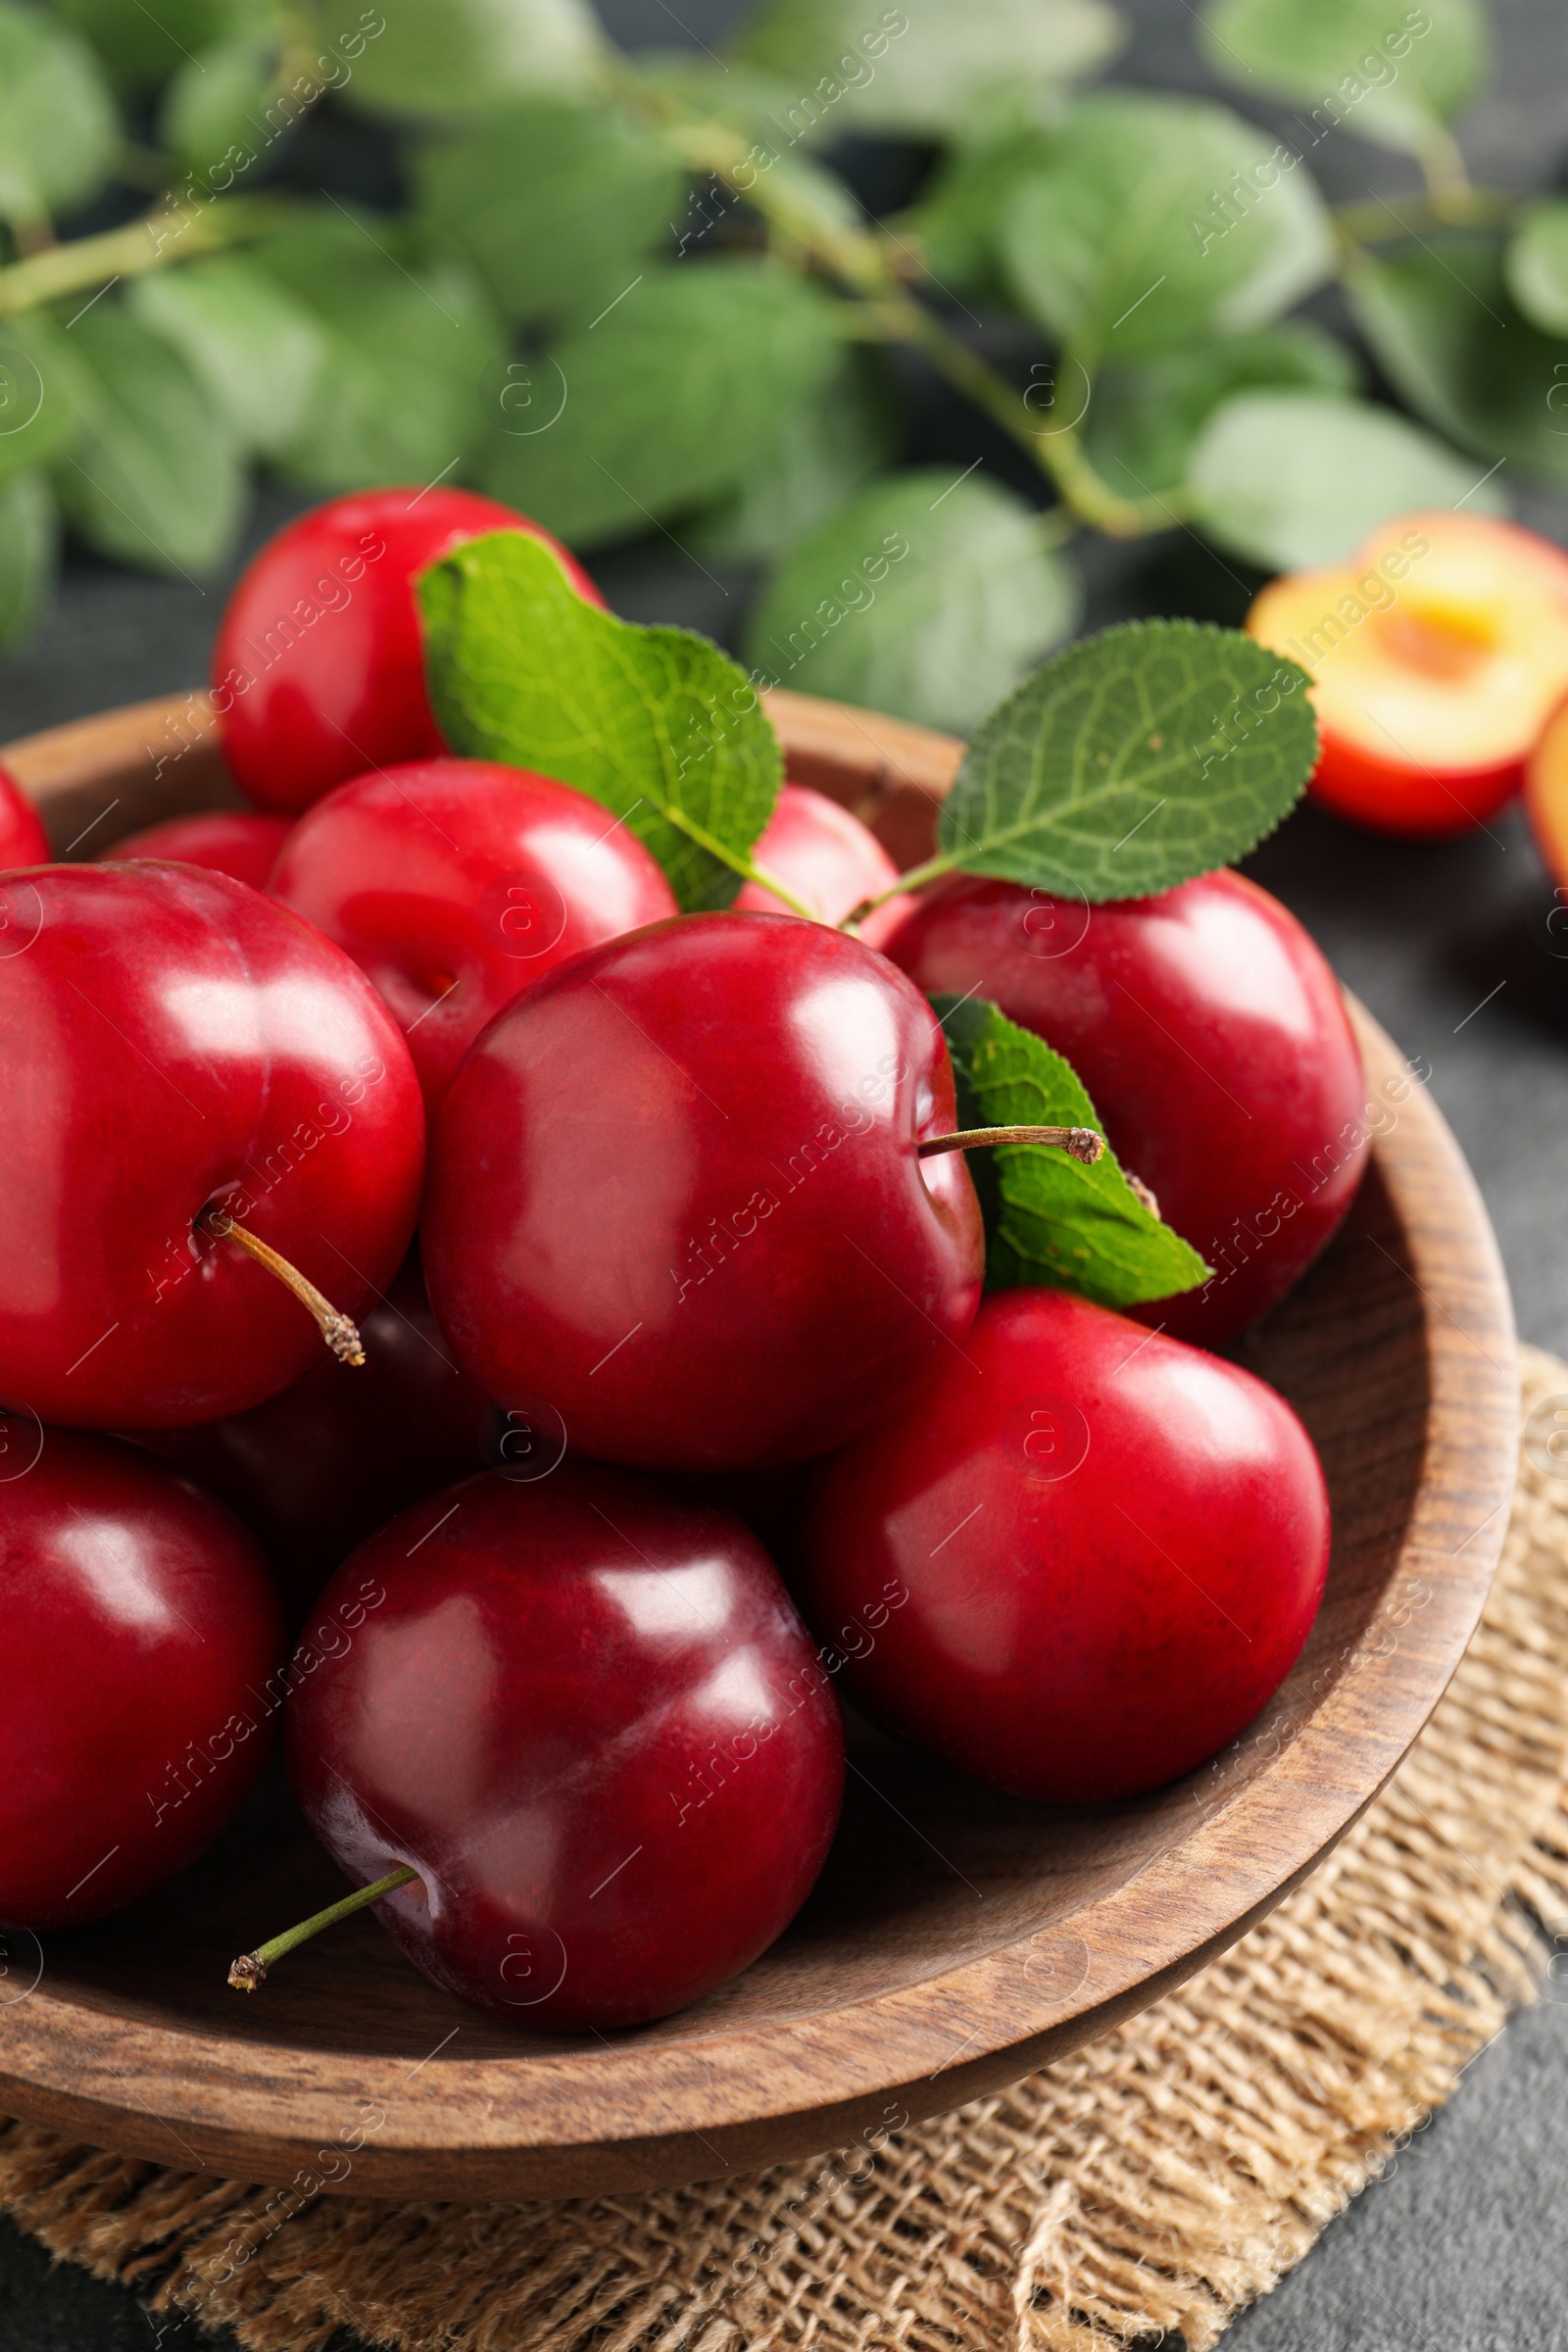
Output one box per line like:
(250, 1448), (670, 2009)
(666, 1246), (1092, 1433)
(0, 690), (1520, 2197)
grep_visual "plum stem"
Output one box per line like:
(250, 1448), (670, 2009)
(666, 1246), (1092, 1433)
(227, 1863), (420, 1990)
(641, 98), (1169, 537)
(920, 1124), (1104, 1165)
(198, 1207), (366, 1366)
(0, 195), (290, 318)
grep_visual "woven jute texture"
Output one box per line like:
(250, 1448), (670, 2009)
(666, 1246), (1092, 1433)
(5, 1344), (1568, 2352)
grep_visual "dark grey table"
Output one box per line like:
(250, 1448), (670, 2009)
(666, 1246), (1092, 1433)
(4, 2), (1567, 2344)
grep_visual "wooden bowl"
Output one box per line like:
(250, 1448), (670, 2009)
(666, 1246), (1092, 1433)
(0, 689), (1518, 2200)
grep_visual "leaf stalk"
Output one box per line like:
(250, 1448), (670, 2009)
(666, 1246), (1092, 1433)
(657, 801), (819, 921)
(626, 80), (1169, 542)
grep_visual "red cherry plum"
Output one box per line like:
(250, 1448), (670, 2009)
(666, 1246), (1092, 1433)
(799, 1288), (1331, 1803)
(213, 489), (603, 813)
(138, 1255), (487, 1622)
(884, 868), (1367, 1341)
(0, 1425), (284, 1929)
(0, 763), (48, 871)
(421, 912), (984, 1471)
(0, 863), (424, 1428)
(270, 758), (677, 1110)
(106, 810), (292, 890)
(285, 1463), (845, 2029)
(736, 782), (913, 947)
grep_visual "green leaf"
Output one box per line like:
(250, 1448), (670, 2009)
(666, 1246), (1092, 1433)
(731, 0), (1123, 140)
(250, 210), (504, 490)
(1506, 200), (1568, 338)
(0, 314), (88, 489)
(1346, 233), (1568, 487)
(49, 305), (244, 577)
(0, 471), (59, 648)
(939, 619), (1316, 902)
(480, 261), (843, 549)
(935, 994), (1209, 1306)
(318, 0), (601, 114)
(419, 529), (781, 911)
(1198, 0), (1487, 158)
(1085, 322), (1359, 500)
(744, 467), (1081, 736)
(0, 2), (118, 227)
(1001, 91), (1334, 362)
(911, 127), (1060, 300)
(52, 0), (255, 96)
(1186, 390), (1504, 568)
(414, 98), (682, 330)
(128, 258), (324, 459)
(159, 26), (278, 166)
(692, 356), (897, 563)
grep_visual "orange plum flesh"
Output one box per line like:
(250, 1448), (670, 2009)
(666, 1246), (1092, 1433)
(1247, 512), (1568, 837)
(1526, 693), (1568, 885)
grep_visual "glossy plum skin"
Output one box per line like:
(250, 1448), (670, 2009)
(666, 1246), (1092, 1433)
(736, 782), (914, 948)
(799, 1290), (1331, 1804)
(138, 1255), (487, 1622)
(0, 863), (424, 1429)
(0, 1426), (285, 1929)
(213, 489), (604, 814)
(270, 759), (677, 1111)
(106, 809), (292, 890)
(0, 763), (48, 870)
(421, 912), (985, 1471)
(286, 1464), (845, 2030)
(884, 867), (1368, 1343)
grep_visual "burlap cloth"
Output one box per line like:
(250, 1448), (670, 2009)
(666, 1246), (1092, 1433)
(5, 1344), (1568, 2352)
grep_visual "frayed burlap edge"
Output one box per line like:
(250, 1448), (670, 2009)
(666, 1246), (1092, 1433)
(5, 1345), (1568, 2352)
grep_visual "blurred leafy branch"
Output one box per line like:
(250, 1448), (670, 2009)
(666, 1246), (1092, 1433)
(0, 0), (1562, 730)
